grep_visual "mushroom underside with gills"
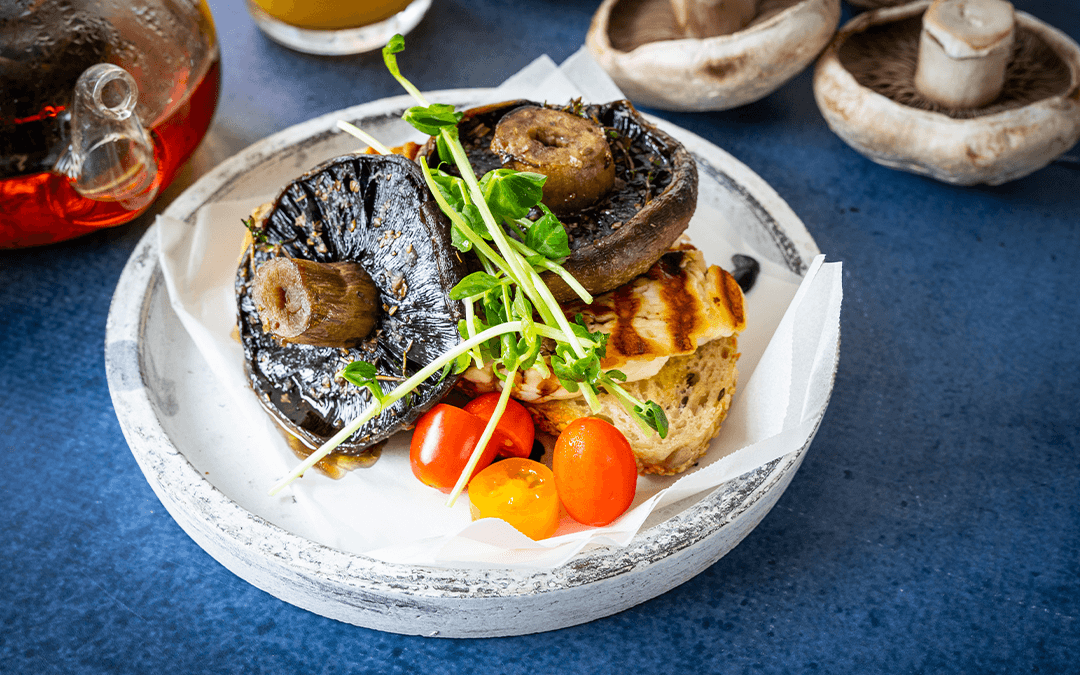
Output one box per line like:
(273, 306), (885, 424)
(236, 153), (467, 468)
(845, 0), (911, 7)
(586, 0), (841, 111)
(813, 0), (1080, 185)
(423, 99), (698, 303)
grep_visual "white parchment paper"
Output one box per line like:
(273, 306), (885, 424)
(156, 50), (843, 569)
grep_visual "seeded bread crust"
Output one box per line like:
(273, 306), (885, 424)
(528, 336), (739, 475)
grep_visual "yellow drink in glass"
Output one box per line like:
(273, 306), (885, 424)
(249, 0), (415, 31)
(247, 0), (431, 55)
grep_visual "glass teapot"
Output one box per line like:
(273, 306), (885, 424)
(0, 0), (220, 248)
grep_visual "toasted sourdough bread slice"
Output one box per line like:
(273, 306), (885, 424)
(528, 335), (739, 475)
(461, 242), (746, 404)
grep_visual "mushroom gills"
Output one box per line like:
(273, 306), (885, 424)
(670, 0), (758, 39)
(425, 99), (697, 303)
(236, 153), (467, 467)
(837, 8), (1073, 118)
(814, 0), (1080, 185)
(609, 0), (760, 49)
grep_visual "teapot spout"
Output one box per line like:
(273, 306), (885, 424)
(56, 64), (159, 212)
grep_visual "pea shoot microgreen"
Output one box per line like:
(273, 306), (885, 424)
(268, 35), (668, 502)
(339, 361), (388, 406)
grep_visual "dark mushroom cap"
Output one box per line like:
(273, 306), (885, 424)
(236, 153), (467, 457)
(423, 99), (697, 303)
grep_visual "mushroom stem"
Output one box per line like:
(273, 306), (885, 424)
(668, 0), (757, 39)
(914, 0), (1015, 109)
(253, 257), (380, 348)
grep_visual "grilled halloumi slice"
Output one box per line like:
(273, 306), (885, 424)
(460, 240), (746, 403)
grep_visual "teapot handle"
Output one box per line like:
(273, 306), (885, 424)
(55, 64), (159, 211)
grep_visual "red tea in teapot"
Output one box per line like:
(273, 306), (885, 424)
(0, 0), (221, 249)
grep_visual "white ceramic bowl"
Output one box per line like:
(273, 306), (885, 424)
(105, 90), (829, 637)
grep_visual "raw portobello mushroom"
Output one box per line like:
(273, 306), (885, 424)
(422, 99), (697, 303)
(236, 153), (467, 472)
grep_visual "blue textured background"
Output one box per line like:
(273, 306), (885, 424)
(2, 1), (1077, 672)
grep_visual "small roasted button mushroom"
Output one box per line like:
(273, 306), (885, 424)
(423, 99), (697, 303)
(586, 0), (841, 111)
(813, 0), (1080, 185)
(236, 154), (467, 471)
(491, 106), (616, 215)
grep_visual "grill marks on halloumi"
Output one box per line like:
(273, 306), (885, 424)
(563, 242), (746, 372)
(460, 241), (746, 403)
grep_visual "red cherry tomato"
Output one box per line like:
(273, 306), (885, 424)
(410, 404), (498, 492)
(552, 417), (638, 526)
(463, 392), (535, 459)
(468, 458), (560, 540)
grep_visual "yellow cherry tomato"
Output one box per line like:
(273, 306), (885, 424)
(468, 458), (560, 540)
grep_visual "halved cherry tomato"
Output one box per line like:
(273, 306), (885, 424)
(468, 458), (560, 540)
(463, 392), (535, 459)
(552, 417), (637, 526)
(410, 404), (499, 492)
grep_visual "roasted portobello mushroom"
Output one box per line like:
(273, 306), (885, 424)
(236, 154), (467, 472)
(422, 99), (698, 303)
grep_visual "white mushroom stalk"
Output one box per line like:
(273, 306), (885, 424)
(669, 0), (757, 38)
(914, 0), (1016, 109)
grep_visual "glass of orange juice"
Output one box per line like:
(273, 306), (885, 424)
(247, 0), (431, 55)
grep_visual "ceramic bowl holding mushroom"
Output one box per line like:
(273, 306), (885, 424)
(813, 0), (1080, 185)
(586, 0), (841, 111)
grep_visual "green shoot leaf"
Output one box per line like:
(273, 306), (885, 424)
(381, 35), (428, 107)
(450, 225), (472, 253)
(384, 33), (405, 55)
(436, 361), (454, 385)
(500, 331), (521, 373)
(436, 133), (456, 168)
(340, 360), (388, 406)
(449, 271), (505, 300)
(461, 204), (490, 240)
(479, 169), (546, 222)
(635, 401), (670, 438)
(605, 369), (628, 382)
(570, 314), (608, 359)
(523, 205), (570, 260)
(552, 345), (602, 392)
(427, 169), (469, 209)
(403, 104), (463, 137)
